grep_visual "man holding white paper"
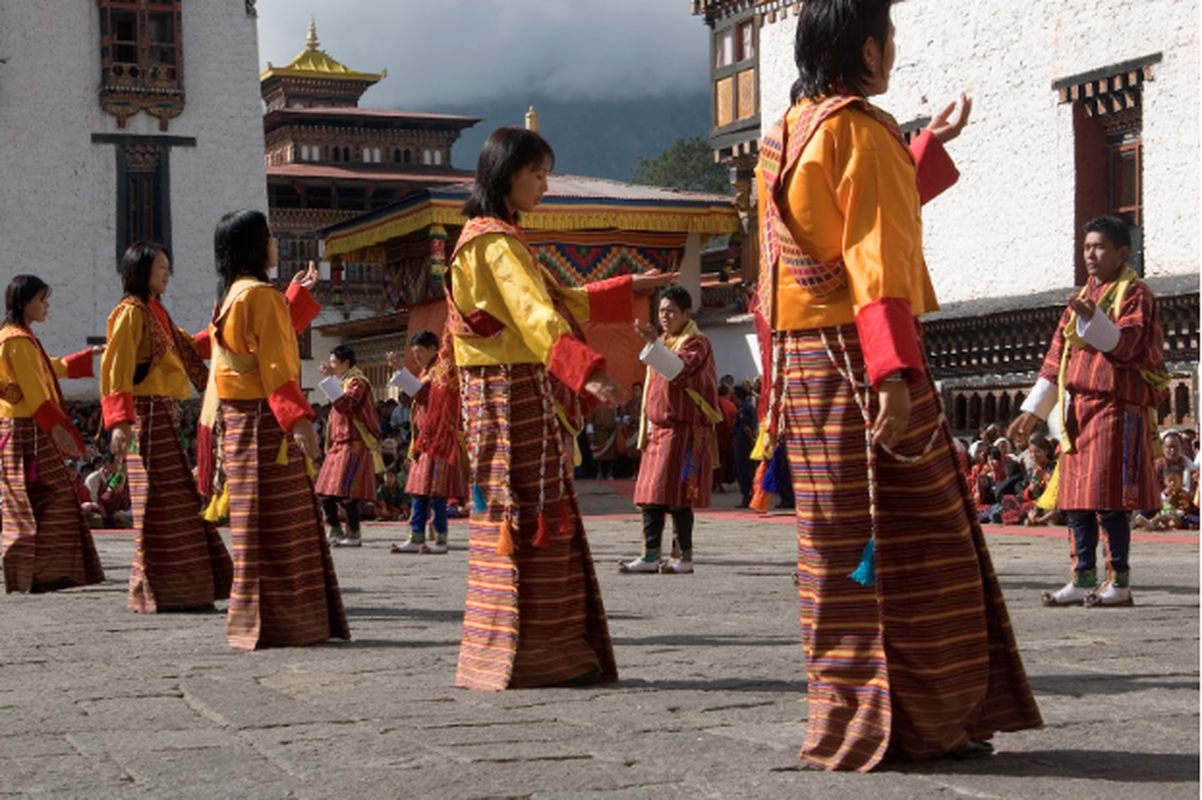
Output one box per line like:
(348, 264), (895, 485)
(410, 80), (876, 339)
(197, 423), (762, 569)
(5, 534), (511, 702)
(621, 286), (721, 574)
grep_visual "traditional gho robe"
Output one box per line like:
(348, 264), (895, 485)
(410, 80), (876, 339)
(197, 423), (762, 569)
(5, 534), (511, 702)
(315, 366), (383, 502)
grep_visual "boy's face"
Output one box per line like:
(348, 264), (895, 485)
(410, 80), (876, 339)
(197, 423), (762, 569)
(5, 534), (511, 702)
(1083, 230), (1129, 283)
(410, 343), (438, 369)
(1165, 473), (1184, 493)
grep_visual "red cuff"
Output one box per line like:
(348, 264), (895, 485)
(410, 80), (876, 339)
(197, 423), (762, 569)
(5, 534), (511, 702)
(547, 335), (605, 396)
(910, 130), (960, 205)
(63, 349), (95, 380)
(267, 380), (315, 433)
(585, 275), (634, 324)
(32, 400), (84, 455)
(102, 393), (136, 428)
(192, 328), (212, 360)
(854, 298), (925, 389)
(284, 283), (322, 334)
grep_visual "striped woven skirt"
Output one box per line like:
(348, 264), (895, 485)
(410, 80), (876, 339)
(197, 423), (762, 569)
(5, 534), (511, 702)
(405, 447), (467, 500)
(126, 396), (233, 612)
(0, 418), (104, 593)
(314, 439), (376, 501)
(777, 326), (1041, 771)
(1057, 391), (1158, 511)
(634, 422), (713, 508)
(455, 363), (617, 691)
(221, 400), (350, 650)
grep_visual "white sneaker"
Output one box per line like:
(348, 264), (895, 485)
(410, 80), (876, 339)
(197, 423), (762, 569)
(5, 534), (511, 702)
(1041, 581), (1093, 606)
(334, 536), (362, 548)
(661, 558), (694, 574)
(1085, 583), (1134, 607)
(618, 557), (661, 574)
(390, 540), (423, 554)
(422, 541), (448, 555)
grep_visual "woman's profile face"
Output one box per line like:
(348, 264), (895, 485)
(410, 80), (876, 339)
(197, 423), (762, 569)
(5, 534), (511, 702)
(148, 251), (171, 297)
(505, 157), (551, 215)
(24, 289), (50, 325)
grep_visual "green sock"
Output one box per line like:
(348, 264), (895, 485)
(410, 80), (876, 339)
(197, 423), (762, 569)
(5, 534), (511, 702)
(1073, 569), (1097, 588)
(640, 548), (661, 562)
(1112, 571), (1130, 588)
(679, 550), (693, 562)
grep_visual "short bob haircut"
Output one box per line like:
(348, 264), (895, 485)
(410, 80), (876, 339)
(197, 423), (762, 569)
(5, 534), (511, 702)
(791, 0), (893, 103)
(1083, 214), (1132, 250)
(408, 329), (440, 349)
(121, 241), (170, 302)
(330, 344), (356, 366)
(463, 126), (555, 223)
(5, 274), (51, 327)
(659, 285), (693, 312)
(213, 209), (272, 304)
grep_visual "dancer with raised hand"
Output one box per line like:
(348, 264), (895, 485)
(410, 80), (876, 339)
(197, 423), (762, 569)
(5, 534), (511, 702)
(202, 209), (349, 649)
(101, 241), (233, 612)
(756, 0), (1040, 771)
(0, 275), (105, 593)
(449, 126), (674, 689)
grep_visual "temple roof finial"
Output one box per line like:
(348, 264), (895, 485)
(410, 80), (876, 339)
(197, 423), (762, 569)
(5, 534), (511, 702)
(306, 16), (319, 51)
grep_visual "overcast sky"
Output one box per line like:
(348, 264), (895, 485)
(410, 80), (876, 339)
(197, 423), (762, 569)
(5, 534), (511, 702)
(256, 0), (710, 111)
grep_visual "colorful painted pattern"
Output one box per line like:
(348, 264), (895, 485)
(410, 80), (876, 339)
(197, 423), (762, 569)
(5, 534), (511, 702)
(127, 395), (233, 612)
(222, 400), (350, 650)
(455, 364), (617, 691)
(530, 231), (682, 288)
(779, 327), (1041, 771)
(0, 418), (104, 593)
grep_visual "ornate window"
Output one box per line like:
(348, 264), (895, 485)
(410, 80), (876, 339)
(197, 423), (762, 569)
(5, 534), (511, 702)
(98, 0), (185, 130)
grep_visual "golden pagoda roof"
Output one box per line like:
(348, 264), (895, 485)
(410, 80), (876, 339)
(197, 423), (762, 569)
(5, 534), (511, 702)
(260, 18), (386, 84)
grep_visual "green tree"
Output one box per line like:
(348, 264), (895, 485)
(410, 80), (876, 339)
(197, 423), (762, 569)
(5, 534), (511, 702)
(631, 136), (732, 195)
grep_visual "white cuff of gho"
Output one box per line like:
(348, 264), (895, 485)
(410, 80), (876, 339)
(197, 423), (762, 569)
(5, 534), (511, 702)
(639, 339), (684, 380)
(319, 375), (344, 402)
(1076, 311), (1121, 353)
(1020, 377), (1057, 420)
(388, 368), (422, 397)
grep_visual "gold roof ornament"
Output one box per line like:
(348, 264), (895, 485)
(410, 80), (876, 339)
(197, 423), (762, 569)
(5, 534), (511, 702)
(525, 106), (539, 132)
(260, 17), (385, 84)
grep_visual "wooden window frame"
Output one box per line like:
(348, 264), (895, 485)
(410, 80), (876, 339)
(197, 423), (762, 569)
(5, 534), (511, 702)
(98, 0), (185, 130)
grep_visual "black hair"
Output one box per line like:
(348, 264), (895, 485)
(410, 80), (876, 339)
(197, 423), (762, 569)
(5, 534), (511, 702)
(213, 209), (272, 304)
(734, 385), (750, 400)
(717, 384), (730, 397)
(1165, 464), (1185, 478)
(121, 241), (170, 302)
(791, 0), (893, 103)
(463, 127), (555, 223)
(408, 329), (440, 349)
(330, 345), (356, 366)
(660, 285), (693, 312)
(5, 274), (50, 327)
(1083, 215), (1132, 250)
(1028, 434), (1052, 458)
(987, 446), (1003, 460)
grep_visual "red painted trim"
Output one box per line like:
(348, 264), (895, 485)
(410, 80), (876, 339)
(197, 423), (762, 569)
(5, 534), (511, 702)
(267, 380), (315, 433)
(854, 298), (925, 389)
(547, 335), (605, 396)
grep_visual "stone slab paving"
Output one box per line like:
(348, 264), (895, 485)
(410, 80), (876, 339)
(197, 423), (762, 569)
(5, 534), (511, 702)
(0, 481), (1196, 798)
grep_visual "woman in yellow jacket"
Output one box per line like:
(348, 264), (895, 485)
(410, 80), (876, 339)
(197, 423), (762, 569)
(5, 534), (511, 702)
(203, 209), (349, 650)
(101, 241), (233, 612)
(0, 275), (104, 593)
(758, 0), (1043, 771)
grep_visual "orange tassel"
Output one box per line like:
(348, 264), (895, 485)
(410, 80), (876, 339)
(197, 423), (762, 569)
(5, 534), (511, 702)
(557, 499), (573, 536)
(533, 513), (551, 548)
(749, 461), (771, 512)
(496, 518), (515, 555)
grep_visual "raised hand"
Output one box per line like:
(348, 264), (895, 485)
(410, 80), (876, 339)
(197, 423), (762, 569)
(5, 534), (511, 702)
(631, 270), (679, 295)
(927, 93), (972, 144)
(293, 261), (319, 291)
(634, 319), (659, 345)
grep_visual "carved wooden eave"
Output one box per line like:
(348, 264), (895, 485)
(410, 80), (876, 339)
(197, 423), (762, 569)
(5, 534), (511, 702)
(1053, 53), (1162, 118)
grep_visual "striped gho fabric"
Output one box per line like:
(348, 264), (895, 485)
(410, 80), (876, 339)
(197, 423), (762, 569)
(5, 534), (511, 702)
(221, 400), (350, 650)
(126, 395), (233, 612)
(0, 418), (104, 593)
(455, 364), (617, 691)
(778, 327), (1042, 771)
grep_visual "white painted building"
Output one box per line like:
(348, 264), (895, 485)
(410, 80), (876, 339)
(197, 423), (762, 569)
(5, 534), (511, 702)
(0, 0), (266, 397)
(755, 0), (1199, 301)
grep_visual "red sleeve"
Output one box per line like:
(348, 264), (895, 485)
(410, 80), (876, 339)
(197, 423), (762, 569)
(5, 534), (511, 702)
(910, 130), (960, 205)
(547, 335), (605, 396)
(854, 297), (925, 389)
(63, 348), (95, 380)
(101, 392), (136, 428)
(266, 380), (315, 433)
(284, 283), (321, 334)
(192, 328), (212, 360)
(32, 400), (85, 455)
(584, 275), (634, 324)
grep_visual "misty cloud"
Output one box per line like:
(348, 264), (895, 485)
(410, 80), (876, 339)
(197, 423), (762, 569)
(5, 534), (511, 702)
(256, 0), (710, 111)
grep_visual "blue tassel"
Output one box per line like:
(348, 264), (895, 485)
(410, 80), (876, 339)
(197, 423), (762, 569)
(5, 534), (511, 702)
(472, 484), (487, 513)
(762, 444), (782, 495)
(848, 539), (875, 586)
